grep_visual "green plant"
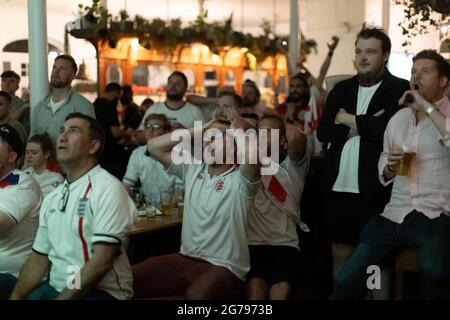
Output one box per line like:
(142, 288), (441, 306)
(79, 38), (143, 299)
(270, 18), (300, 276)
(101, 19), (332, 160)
(393, 0), (446, 47)
(77, 0), (109, 30)
(71, 2), (318, 63)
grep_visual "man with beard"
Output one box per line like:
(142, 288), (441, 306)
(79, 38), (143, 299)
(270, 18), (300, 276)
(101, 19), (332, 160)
(276, 73), (311, 131)
(240, 79), (273, 116)
(138, 71), (204, 131)
(30, 55), (95, 146)
(316, 27), (410, 290)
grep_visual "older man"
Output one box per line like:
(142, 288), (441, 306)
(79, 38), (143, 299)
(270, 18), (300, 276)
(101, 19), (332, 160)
(10, 113), (134, 300)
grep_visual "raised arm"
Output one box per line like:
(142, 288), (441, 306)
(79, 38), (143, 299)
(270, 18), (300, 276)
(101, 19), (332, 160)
(231, 116), (261, 182)
(315, 36), (340, 91)
(186, 94), (218, 108)
(286, 124), (307, 163)
(399, 90), (450, 147)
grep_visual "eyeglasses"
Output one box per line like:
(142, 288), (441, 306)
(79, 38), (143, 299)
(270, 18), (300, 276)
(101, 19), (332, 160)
(204, 128), (231, 141)
(144, 123), (164, 131)
(58, 183), (69, 212)
(0, 126), (10, 133)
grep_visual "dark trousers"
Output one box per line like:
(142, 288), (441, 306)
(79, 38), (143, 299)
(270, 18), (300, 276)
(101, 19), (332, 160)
(335, 211), (450, 299)
(132, 253), (243, 299)
(0, 273), (17, 299)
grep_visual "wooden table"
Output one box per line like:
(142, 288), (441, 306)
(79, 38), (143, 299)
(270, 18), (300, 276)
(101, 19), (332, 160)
(128, 214), (182, 236)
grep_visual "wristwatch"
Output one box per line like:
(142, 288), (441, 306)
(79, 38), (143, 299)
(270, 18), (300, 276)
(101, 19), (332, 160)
(425, 105), (435, 116)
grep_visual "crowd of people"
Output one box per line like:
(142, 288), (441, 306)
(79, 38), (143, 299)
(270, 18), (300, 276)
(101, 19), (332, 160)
(0, 26), (449, 300)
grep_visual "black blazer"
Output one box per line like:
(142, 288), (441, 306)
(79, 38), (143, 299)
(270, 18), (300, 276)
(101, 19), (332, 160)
(317, 71), (410, 201)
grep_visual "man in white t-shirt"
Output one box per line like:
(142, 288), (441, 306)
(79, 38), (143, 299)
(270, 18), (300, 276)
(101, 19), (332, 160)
(123, 113), (181, 202)
(10, 113), (134, 300)
(133, 116), (261, 299)
(136, 71), (205, 144)
(246, 114), (309, 300)
(0, 124), (42, 299)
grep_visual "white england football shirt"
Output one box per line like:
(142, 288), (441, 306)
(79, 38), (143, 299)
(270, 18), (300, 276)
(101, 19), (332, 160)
(167, 163), (260, 281)
(32, 165), (135, 299)
(0, 170), (42, 277)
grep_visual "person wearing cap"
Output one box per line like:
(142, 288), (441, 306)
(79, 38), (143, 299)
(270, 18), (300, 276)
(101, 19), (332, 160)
(0, 124), (42, 299)
(10, 113), (134, 300)
(0, 91), (28, 146)
(30, 54), (95, 146)
(1, 71), (26, 122)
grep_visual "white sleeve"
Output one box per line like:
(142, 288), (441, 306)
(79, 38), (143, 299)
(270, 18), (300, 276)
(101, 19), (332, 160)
(90, 181), (134, 246)
(379, 119), (394, 186)
(122, 149), (140, 186)
(166, 162), (190, 181)
(32, 198), (51, 255)
(0, 181), (40, 224)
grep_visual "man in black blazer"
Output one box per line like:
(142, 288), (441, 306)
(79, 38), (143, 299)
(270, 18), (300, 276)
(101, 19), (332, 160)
(317, 27), (410, 285)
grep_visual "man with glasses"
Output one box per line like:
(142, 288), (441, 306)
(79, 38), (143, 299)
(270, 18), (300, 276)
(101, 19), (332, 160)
(317, 27), (410, 290)
(10, 113), (134, 300)
(122, 113), (181, 205)
(132, 114), (261, 299)
(0, 124), (42, 299)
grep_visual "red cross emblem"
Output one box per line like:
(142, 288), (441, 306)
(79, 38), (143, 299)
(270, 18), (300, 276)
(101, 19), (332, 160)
(215, 179), (225, 192)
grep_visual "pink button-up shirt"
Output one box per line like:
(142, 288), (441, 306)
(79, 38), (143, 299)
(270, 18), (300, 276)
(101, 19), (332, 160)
(378, 96), (450, 224)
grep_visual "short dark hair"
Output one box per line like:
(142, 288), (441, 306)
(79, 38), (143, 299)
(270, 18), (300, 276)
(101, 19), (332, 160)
(218, 91), (243, 109)
(141, 98), (154, 106)
(64, 113), (105, 158)
(0, 91), (12, 104)
(104, 82), (121, 94)
(144, 113), (171, 131)
(413, 49), (450, 80)
(1, 70), (20, 82)
(168, 71), (188, 88)
(259, 113), (286, 138)
(28, 133), (56, 163)
(243, 79), (261, 100)
(289, 73), (311, 103)
(355, 26), (391, 56)
(55, 54), (78, 74)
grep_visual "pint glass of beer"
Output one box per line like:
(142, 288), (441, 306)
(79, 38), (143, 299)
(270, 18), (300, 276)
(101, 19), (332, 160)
(394, 145), (415, 176)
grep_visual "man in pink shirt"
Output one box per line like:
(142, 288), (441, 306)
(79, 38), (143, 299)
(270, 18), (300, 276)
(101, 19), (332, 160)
(335, 50), (450, 299)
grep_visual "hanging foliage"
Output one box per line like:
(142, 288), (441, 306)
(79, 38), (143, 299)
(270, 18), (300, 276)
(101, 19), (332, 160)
(71, 2), (317, 62)
(393, 0), (449, 47)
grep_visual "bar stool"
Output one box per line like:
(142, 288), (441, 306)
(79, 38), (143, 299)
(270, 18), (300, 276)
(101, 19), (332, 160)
(394, 247), (418, 300)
